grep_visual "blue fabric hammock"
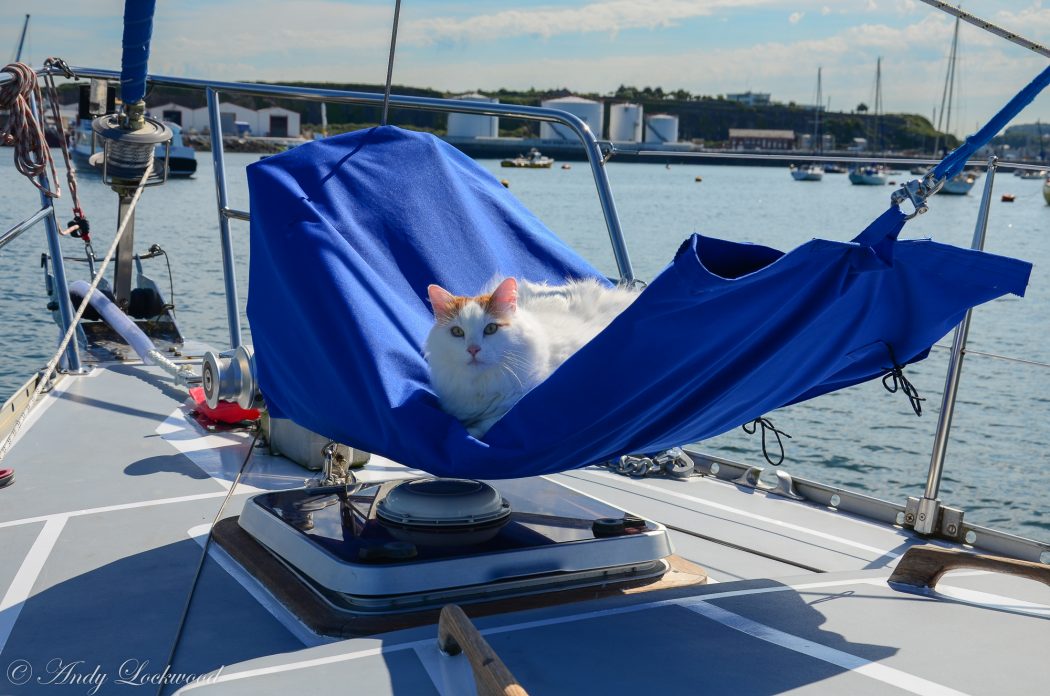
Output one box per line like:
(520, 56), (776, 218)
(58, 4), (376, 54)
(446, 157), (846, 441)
(247, 127), (1031, 479)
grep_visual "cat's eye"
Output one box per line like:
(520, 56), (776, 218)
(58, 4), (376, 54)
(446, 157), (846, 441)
(484, 323), (499, 335)
(450, 326), (465, 337)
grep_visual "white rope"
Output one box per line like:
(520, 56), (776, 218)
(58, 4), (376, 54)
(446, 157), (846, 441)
(0, 165), (153, 467)
(917, 1), (1050, 59)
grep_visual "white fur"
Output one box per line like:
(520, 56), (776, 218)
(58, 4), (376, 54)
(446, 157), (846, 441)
(424, 278), (638, 438)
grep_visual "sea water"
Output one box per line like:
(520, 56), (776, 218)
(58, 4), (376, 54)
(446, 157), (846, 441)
(0, 150), (1047, 543)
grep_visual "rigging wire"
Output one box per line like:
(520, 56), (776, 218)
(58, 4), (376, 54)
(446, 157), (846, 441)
(380, 0), (402, 126)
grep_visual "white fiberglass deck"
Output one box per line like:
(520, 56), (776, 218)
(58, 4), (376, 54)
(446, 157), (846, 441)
(0, 358), (1047, 695)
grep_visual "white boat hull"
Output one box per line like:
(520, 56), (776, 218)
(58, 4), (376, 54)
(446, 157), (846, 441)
(848, 170), (887, 186)
(790, 166), (824, 181)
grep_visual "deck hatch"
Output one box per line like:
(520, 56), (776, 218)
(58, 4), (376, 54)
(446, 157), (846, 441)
(236, 476), (674, 606)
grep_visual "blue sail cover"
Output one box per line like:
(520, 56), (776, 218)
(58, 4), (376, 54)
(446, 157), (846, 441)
(247, 126), (1031, 479)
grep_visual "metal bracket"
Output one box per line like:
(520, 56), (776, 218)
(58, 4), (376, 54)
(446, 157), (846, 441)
(903, 496), (965, 540)
(890, 172), (944, 220)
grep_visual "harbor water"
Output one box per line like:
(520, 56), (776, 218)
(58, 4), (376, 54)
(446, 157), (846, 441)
(1, 148), (1048, 543)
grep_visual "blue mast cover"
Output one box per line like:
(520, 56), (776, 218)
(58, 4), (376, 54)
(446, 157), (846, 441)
(119, 0), (158, 104)
(247, 126), (1031, 479)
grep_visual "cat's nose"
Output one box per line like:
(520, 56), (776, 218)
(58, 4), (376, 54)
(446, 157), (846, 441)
(467, 344), (481, 357)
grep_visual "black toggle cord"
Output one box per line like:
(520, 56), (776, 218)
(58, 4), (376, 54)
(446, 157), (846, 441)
(881, 343), (924, 416)
(742, 417), (792, 466)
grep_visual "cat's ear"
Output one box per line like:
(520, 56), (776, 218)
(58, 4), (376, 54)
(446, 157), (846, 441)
(427, 284), (456, 319)
(488, 277), (518, 317)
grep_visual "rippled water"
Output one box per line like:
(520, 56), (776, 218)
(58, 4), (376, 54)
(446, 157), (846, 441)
(1, 148), (1048, 542)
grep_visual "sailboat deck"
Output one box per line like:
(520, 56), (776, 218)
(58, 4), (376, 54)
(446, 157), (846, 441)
(1, 359), (1048, 694)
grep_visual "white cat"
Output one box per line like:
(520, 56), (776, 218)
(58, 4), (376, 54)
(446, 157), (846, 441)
(424, 277), (638, 438)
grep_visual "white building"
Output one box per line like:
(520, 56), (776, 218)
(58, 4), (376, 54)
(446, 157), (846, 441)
(447, 94), (499, 138)
(188, 103), (259, 135)
(257, 107), (300, 138)
(726, 91), (772, 107)
(148, 102), (194, 129)
(539, 96), (603, 141)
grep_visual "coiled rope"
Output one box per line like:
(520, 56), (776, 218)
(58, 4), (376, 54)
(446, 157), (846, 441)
(0, 164), (153, 468)
(0, 62), (60, 195)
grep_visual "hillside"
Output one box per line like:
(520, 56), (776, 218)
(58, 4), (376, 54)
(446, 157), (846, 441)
(60, 80), (965, 153)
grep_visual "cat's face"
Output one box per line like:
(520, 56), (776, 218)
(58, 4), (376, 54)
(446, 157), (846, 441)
(425, 278), (521, 371)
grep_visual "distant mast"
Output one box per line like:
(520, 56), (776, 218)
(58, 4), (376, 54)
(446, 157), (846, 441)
(321, 102), (328, 137)
(814, 67), (822, 152)
(874, 57), (883, 153)
(14, 14), (29, 63)
(934, 16), (961, 156)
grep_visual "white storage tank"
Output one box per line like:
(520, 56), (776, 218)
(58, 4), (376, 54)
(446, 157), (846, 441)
(608, 103), (643, 142)
(644, 114), (679, 144)
(539, 96), (603, 141)
(446, 94), (499, 138)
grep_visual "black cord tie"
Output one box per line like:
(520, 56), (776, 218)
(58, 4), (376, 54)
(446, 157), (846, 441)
(742, 417), (792, 466)
(881, 343), (924, 416)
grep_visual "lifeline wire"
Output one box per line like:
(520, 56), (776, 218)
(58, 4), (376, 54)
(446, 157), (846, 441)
(0, 165), (152, 468)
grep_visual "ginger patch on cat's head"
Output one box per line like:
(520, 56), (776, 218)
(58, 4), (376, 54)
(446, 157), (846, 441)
(427, 284), (469, 323)
(427, 278), (518, 323)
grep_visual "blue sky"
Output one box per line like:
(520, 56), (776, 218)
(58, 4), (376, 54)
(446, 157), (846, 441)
(4, 1), (1048, 134)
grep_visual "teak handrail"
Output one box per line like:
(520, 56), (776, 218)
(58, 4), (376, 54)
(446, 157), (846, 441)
(437, 604), (529, 696)
(889, 545), (1050, 590)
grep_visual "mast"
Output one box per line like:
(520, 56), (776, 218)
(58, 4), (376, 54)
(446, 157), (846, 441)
(14, 14), (29, 63)
(935, 16), (961, 156)
(874, 57), (883, 154)
(813, 67), (822, 152)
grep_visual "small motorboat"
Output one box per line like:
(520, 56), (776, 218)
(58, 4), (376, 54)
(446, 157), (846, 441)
(501, 147), (554, 168)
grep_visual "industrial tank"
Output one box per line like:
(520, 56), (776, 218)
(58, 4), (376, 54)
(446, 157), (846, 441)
(539, 96), (603, 140)
(608, 103), (643, 142)
(446, 94), (499, 138)
(644, 114), (679, 144)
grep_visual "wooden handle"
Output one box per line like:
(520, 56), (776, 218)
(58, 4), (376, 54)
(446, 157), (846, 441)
(437, 604), (529, 696)
(889, 545), (1050, 590)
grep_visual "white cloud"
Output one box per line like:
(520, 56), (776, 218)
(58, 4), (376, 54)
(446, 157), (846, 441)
(790, 12), (805, 24)
(402, 0), (777, 45)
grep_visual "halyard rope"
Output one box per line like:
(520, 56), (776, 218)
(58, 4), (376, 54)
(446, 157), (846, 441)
(41, 58), (86, 219)
(0, 165), (152, 468)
